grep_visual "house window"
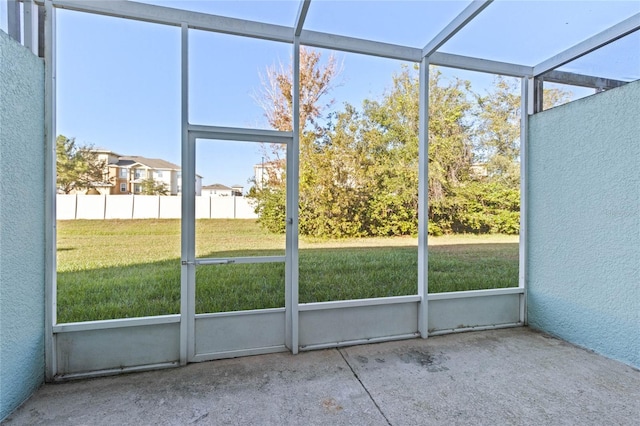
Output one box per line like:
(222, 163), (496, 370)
(134, 169), (144, 179)
(134, 184), (141, 193)
(120, 183), (127, 192)
(177, 185), (181, 194)
(156, 171), (163, 178)
(119, 168), (127, 178)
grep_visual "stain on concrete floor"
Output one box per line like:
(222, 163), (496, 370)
(4, 328), (639, 425)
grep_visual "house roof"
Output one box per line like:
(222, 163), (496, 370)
(93, 148), (122, 157)
(255, 160), (284, 168)
(115, 159), (137, 168)
(119, 156), (181, 170)
(202, 183), (232, 190)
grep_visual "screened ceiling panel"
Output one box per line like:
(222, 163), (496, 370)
(136, 0), (300, 27)
(555, 30), (640, 82)
(439, 0), (640, 66)
(303, 0), (473, 48)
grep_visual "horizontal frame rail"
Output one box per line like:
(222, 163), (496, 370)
(188, 125), (293, 144)
(44, 0), (293, 42)
(195, 307), (285, 320)
(54, 362), (179, 381)
(430, 52), (533, 77)
(427, 287), (523, 300)
(41, 0), (535, 77)
(299, 333), (420, 351)
(52, 290), (522, 333)
(191, 346), (287, 362)
(299, 29), (422, 62)
(299, 295), (421, 311)
(533, 13), (640, 76)
(192, 256), (286, 266)
(53, 314), (180, 333)
(538, 70), (628, 90)
(428, 322), (521, 336)
(43, 1), (634, 82)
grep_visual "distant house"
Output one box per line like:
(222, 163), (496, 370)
(202, 183), (244, 197)
(470, 163), (489, 178)
(94, 150), (202, 195)
(253, 159), (284, 189)
(231, 185), (244, 196)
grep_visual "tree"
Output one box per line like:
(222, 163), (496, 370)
(359, 67), (475, 236)
(473, 77), (523, 188)
(252, 51), (551, 237)
(252, 55), (478, 237)
(56, 135), (107, 194)
(249, 48), (341, 234)
(139, 178), (168, 195)
(298, 104), (376, 237)
(254, 47), (341, 133)
(473, 77), (570, 188)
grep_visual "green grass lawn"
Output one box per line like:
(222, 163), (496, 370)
(57, 219), (518, 323)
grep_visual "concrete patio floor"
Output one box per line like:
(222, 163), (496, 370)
(3, 328), (639, 425)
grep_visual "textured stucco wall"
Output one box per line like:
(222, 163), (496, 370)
(0, 31), (46, 420)
(528, 80), (640, 368)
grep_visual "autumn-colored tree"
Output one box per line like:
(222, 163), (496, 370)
(254, 47), (340, 133)
(251, 50), (555, 236)
(250, 48), (341, 234)
(252, 56), (477, 237)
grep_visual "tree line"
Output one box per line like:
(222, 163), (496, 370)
(56, 48), (566, 232)
(249, 48), (567, 237)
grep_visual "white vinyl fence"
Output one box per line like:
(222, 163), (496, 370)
(57, 195), (258, 220)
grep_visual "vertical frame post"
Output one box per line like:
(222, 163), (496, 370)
(417, 57), (430, 338)
(38, 4), (45, 58)
(44, 0), (57, 381)
(519, 77), (530, 325)
(527, 77), (536, 116)
(532, 77), (544, 114)
(179, 22), (194, 364)
(7, 0), (20, 42)
(285, 37), (301, 354)
(23, 0), (37, 54)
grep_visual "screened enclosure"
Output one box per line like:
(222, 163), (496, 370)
(3, 0), (637, 379)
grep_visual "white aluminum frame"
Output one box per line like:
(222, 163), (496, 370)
(519, 77), (530, 325)
(533, 13), (640, 76)
(294, 0), (310, 37)
(286, 36), (301, 353)
(422, 0), (493, 57)
(39, 0), (636, 378)
(179, 21), (191, 365)
(541, 70), (628, 90)
(179, 9), (296, 357)
(44, 0), (57, 381)
(22, 0), (38, 54)
(184, 126), (292, 361)
(417, 56), (429, 337)
(6, 0), (20, 40)
(187, 125), (292, 143)
(192, 308), (287, 362)
(37, 0), (638, 78)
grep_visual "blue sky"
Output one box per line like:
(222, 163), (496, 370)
(53, 1), (640, 188)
